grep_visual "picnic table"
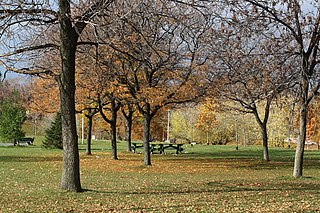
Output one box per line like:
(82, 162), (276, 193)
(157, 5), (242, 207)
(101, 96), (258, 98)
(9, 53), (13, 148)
(131, 142), (184, 154)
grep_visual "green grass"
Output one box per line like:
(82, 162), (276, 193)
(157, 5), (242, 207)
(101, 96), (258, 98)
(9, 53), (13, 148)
(0, 140), (320, 212)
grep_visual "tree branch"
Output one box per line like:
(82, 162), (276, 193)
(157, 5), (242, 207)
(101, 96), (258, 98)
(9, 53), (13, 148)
(244, 0), (301, 44)
(0, 9), (58, 18)
(0, 44), (59, 57)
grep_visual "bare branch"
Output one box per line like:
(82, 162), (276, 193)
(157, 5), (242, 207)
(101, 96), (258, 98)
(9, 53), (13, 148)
(0, 44), (59, 57)
(0, 9), (58, 18)
(244, 0), (301, 44)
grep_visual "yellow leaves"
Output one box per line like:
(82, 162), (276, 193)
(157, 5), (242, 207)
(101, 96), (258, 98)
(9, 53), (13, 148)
(195, 99), (219, 130)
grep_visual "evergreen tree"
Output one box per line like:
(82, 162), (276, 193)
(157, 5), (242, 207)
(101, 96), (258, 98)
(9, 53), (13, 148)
(0, 92), (26, 142)
(43, 112), (63, 149)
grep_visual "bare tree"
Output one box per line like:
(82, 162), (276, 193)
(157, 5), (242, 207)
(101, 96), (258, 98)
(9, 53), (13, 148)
(220, 0), (320, 177)
(209, 21), (296, 161)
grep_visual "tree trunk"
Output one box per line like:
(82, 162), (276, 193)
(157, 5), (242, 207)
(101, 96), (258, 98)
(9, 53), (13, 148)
(261, 124), (270, 161)
(234, 114), (239, 150)
(255, 114), (270, 161)
(58, 0), (81, 192)
(253, 101), (271, 161)
(125, 115), (133, 152)
(293, 74), (308, 178)
(111, 109), (118, 160)
(86, 111), (93, 155)
(122, 106), (134, 152)
(98, 99), (120, 160)
(143, 106), (152, 166)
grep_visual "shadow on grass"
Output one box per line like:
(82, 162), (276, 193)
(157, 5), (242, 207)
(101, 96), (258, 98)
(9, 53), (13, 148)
(78, 148), (106, 152)
(206, 179), (320, 193)
(82, 179), (320, 196)
(0, 155), (62, 162)
(183, 147), (295, 160)
(158, 147), (320, 170)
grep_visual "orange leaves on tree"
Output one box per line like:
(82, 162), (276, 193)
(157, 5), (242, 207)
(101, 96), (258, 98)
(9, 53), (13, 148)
(195, 99), (219, 132)
(306, 100), (320, 143)
(29, 77), (60, 114)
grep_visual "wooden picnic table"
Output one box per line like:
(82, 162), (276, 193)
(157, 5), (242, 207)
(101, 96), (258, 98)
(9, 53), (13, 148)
(131, 142), (184, 154)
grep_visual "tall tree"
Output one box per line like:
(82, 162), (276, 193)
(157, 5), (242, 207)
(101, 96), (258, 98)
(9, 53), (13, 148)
(224, 0), (320, 178)
(0, 0), (115, 192)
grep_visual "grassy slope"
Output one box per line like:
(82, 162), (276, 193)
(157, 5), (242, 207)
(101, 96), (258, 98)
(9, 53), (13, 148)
(0, 139), (319, 212)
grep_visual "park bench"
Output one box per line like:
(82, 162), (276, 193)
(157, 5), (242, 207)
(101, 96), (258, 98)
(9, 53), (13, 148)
(131, 142), (184, 154)
(14, 137), (34, 146)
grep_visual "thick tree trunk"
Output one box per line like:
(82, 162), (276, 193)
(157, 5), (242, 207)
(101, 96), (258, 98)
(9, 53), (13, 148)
(59, 84), (81, 192)
(293, 75), (308, 178)
(143, 106), (152, 166)
(86, 112), (93, 155)
(58, 0), (81, 192)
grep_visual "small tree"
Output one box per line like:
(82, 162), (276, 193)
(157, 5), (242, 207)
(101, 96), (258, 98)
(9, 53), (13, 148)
(0, 94), (26, 142)
(43, 112), (62, 149)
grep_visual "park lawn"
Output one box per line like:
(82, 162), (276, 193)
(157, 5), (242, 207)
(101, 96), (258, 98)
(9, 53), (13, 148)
(0, 140), (320, 212)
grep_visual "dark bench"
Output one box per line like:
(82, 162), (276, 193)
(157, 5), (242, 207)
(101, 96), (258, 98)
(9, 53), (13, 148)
(14, 137), (34, 146)
(158, 143), (184, 154)
(131, 142), (144, 153)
